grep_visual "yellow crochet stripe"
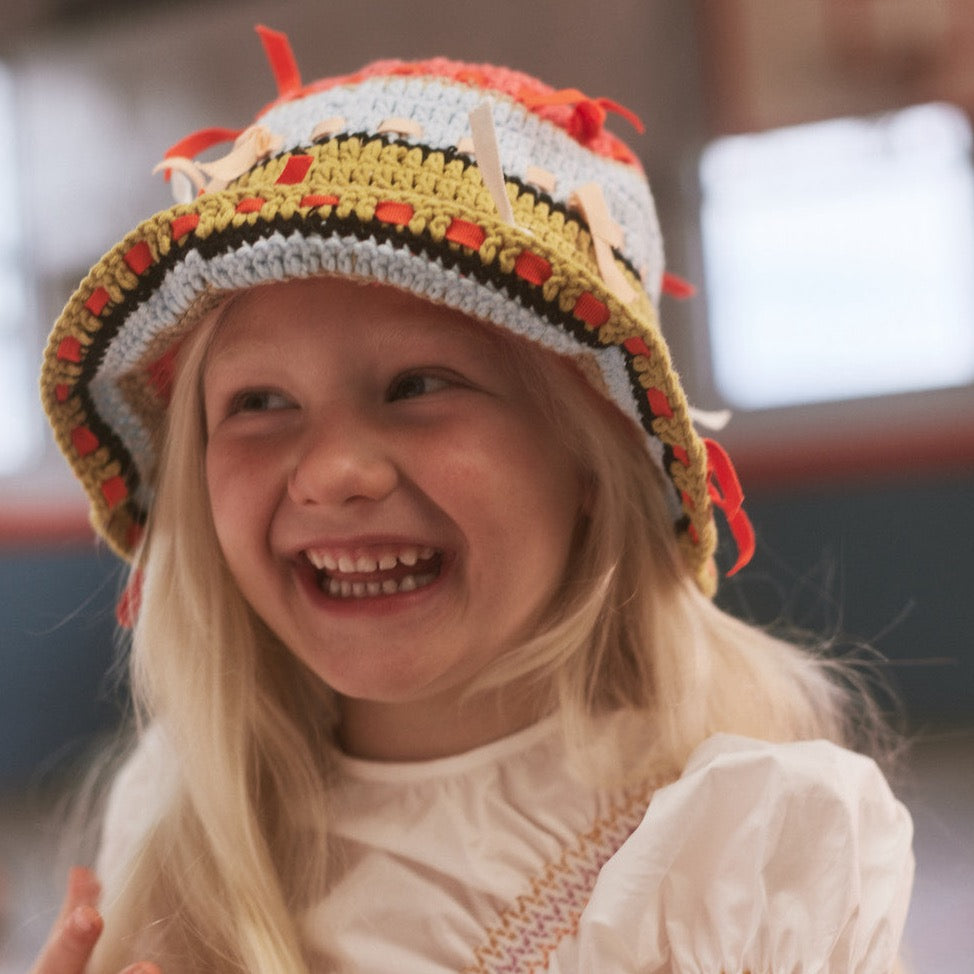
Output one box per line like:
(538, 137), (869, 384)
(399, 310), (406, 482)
(41, 136), (716, 591)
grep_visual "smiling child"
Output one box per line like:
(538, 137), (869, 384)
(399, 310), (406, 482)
(34, 26), (913, 974)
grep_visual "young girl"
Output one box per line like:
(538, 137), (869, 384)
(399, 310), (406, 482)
(35, 26), (913, 974)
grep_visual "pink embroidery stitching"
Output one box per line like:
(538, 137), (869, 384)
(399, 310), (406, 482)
(462, 789), (649, 974)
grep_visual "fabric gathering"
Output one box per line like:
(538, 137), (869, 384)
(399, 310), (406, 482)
(34, 24), (914, 974)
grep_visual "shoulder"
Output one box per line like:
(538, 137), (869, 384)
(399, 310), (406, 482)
(95, 723), (178, 893)
(575, 735), (914, 973)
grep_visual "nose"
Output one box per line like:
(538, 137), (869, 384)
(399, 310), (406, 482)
(287, 411), (400, 507)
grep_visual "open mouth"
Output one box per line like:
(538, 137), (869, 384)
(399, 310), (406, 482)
(305, 545), (444, 599)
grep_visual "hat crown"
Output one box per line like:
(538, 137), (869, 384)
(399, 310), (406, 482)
(236, 67), (663, 305)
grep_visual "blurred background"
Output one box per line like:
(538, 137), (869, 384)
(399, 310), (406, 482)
(1, 0), (972, 970)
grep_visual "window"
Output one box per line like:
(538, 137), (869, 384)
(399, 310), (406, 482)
(0, 61), (38, 477)
(699, 103), (974, 411)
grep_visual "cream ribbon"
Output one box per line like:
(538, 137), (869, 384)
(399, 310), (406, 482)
(688, 406), (732, 431)
(311, 116), (347, 141)
(570, 182), (637, 305)
(377, 117), (424, 138)
(468, 102), (516, 226)
(153, 124), (284, 203)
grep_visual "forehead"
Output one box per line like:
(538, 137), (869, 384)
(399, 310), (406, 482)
(208, 276), (505, 356)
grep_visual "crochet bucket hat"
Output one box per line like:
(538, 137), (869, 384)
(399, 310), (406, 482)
(40, 26), (753, 595)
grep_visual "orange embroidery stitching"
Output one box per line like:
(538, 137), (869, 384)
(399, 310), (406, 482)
(462, 789), (649, 974)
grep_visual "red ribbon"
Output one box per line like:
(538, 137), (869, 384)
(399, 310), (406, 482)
(116, 569), (144, 629)
(521, 88), (645, 144)
(160, 127), (243, 181)
(661, 272), (696, 300)
(255, 24), (303, 97)
(703, 438), (755, 576)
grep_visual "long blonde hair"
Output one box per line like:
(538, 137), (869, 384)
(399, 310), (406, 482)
(92, 288), (872, 972)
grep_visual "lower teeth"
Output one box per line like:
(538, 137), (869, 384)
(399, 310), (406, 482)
(325, 572), (436, 599)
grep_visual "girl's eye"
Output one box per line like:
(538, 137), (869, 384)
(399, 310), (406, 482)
(387, 372), (451, 401)
(229, 390), (293, 414)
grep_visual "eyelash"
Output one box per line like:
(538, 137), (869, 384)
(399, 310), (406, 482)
(224, 369), (460, 416)
(386, 371), (454, 401)
(228, 389), (293, 414)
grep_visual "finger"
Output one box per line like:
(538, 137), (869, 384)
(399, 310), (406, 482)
(30, 902), (103, 974)
(53, 867), (101, 927)
(31, 868), (103, 974)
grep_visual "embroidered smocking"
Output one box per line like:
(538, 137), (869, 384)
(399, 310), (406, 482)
(462, 788), (650, 974)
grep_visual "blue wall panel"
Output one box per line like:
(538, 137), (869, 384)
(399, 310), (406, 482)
(716, 477), (974, 724)
(0, 548), (124, 786)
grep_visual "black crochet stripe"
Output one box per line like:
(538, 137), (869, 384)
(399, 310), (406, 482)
(75, 204), (662, 526)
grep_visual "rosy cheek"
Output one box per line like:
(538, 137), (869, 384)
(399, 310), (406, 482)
(206, 453), (244, 545)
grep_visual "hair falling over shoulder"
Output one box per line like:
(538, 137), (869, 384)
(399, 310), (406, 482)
(90, 313), (891, 973)
(462, 344), (885, 783)
(91, 310), (338, 974)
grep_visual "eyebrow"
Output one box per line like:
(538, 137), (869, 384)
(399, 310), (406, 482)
(204, 330), (286, 374)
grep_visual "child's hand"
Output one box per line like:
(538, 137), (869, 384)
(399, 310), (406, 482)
(29, 867), (161, 974)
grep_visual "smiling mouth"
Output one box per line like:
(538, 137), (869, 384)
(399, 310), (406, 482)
(305, 545), (444, 599)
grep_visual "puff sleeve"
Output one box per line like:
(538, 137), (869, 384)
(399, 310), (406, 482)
(574, 735), (914, 974)
(95, 725), (176, 895)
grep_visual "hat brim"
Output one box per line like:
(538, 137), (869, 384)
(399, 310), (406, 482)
(41, 134), (716, 589)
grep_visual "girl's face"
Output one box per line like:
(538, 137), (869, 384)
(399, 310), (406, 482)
(203, 277), (584, 753)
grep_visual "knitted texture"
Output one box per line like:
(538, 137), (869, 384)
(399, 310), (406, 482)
(40, 28), (736, 593)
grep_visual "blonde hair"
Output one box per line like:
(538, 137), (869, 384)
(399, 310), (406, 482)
(92, 304), (338, 973)
(91, 290), (875, 972)
(466, 346), (858, 780)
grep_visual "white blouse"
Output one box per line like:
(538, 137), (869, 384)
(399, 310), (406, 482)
(99, 721), (914, 973)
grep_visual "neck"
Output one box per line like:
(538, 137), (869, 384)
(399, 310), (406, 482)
(336, 683), (548, 761)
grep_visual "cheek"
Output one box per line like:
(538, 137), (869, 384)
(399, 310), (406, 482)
(450, 424), (582, 567)
(205, 447), (264, 562)
(517, 435), (585, 576)
(506, 419), (583, 519)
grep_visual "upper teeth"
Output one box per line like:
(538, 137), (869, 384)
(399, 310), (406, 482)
(306, 546), (436, 574)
